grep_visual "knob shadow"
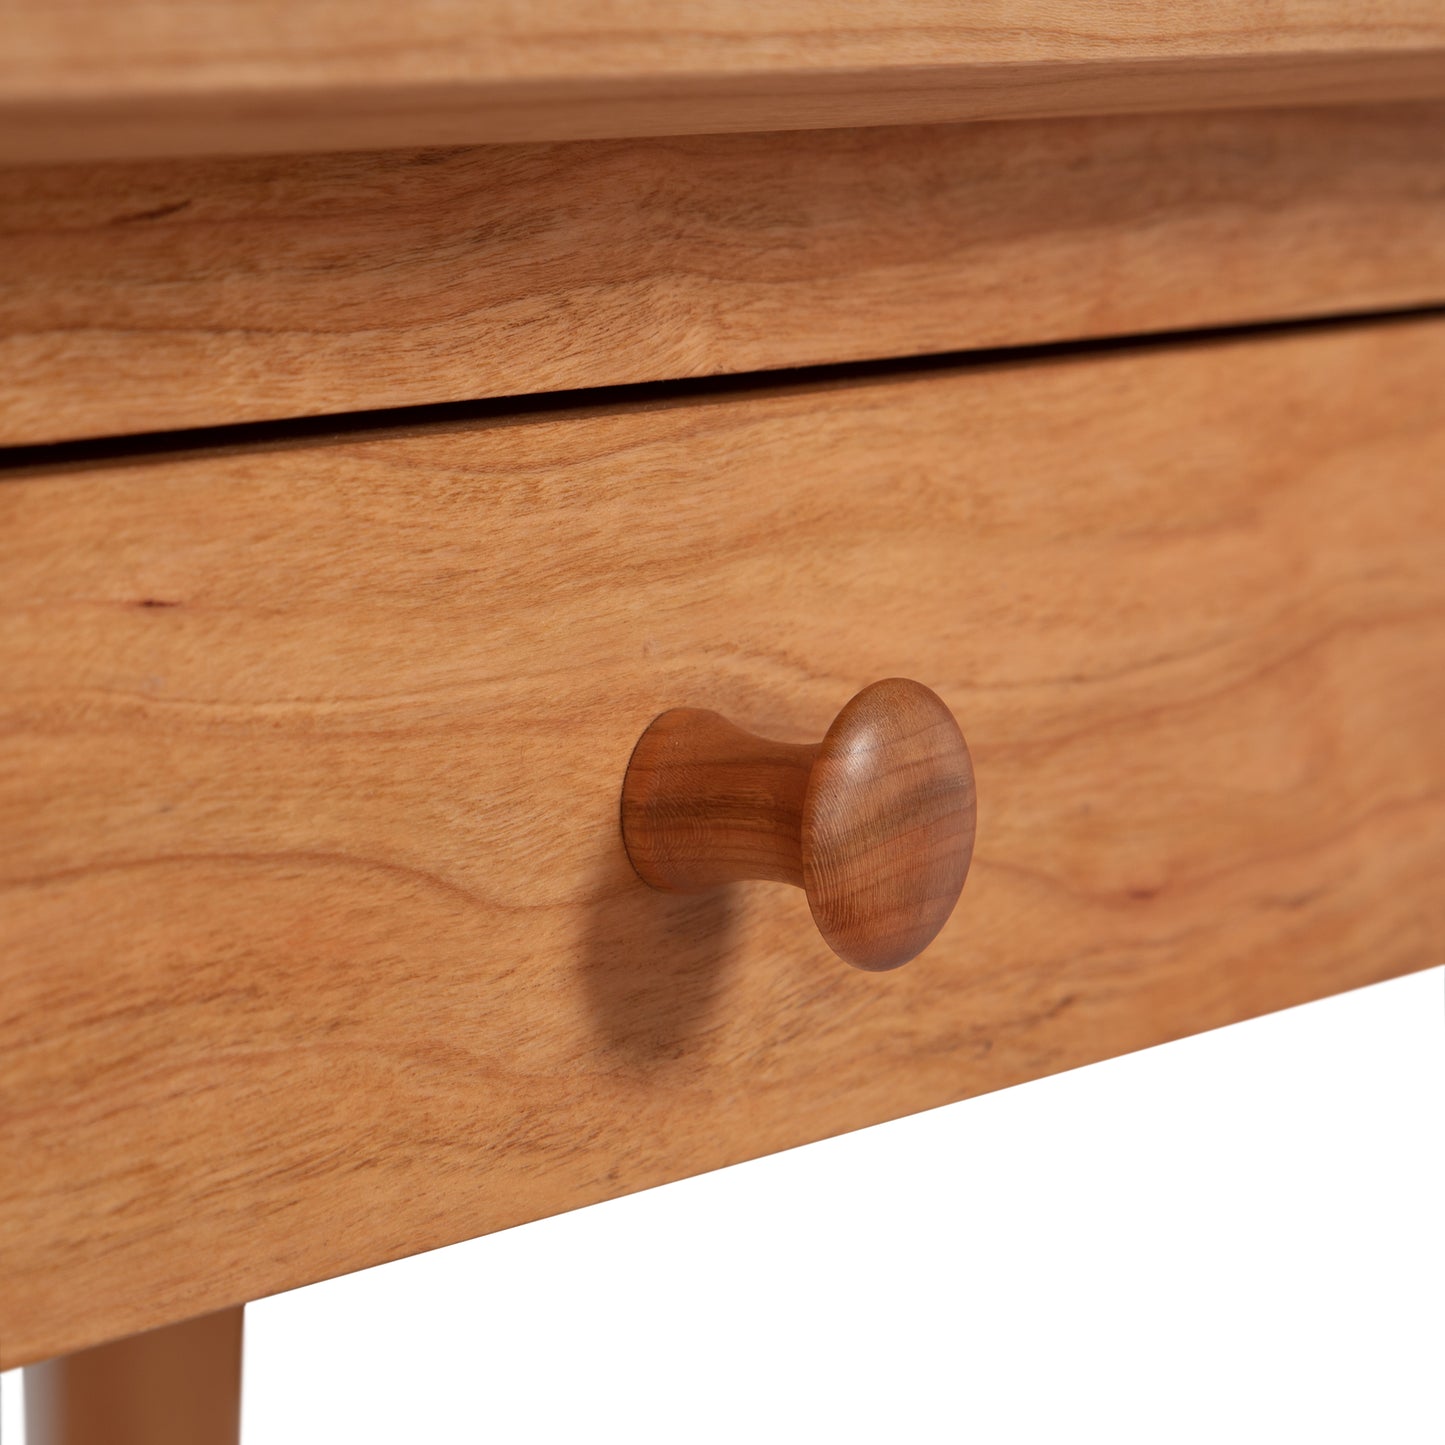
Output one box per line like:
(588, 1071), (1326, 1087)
(577, 850), (741, 1068)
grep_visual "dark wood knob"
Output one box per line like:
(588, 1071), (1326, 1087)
(620, 679), (976, 971)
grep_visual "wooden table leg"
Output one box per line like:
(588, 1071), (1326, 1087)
(25, 1307), (243, 1445)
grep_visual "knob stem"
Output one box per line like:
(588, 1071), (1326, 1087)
(622, 709), (819, 890)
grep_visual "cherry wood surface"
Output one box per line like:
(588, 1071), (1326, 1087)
(622, 681), (977, 971)
(2, 316), (1443, 1367)
(2, 1), (1445, 162)
(5, 104), (1445, 446)
(24, 1309), (243, 1445)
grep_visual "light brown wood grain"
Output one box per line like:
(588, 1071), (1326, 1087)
(5, 104), (1445, 447)
(3, 1), (1445, 162)
(2, 317), (1444, 1366)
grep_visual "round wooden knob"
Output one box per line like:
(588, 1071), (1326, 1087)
(620, 679), (976, 971)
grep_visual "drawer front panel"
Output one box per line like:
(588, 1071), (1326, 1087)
(2, 317), (1443, 1364)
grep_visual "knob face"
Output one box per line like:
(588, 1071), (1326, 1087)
(802, 680), (975, 971)
(620, 678), (976, 970)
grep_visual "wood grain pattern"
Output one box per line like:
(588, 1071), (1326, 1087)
(623, 711), (821, 891)
(3, 1), (1445, 162)
(5, 103), (1445, 447)
(622, 680), (977, 971)
(3, 317), (1444, 1366)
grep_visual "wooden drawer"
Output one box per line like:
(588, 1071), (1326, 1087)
(3, 314), (1443, 1366)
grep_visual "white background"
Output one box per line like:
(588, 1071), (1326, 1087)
(5, 967), (1441, 1443)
